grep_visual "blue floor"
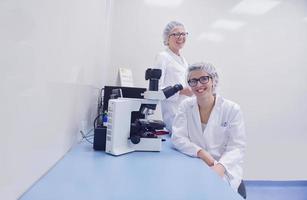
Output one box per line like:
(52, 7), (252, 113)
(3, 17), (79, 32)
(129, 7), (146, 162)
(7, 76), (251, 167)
(245, 181), (307, 200)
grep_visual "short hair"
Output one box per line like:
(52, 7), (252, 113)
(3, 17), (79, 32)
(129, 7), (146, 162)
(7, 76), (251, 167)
(187, 62), (219, 94)
(163, 21), (185, 46)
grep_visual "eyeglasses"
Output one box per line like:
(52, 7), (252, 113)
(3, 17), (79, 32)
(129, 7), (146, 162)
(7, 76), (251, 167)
(188, 76), (211, 87)
(169, 32), (188, 39)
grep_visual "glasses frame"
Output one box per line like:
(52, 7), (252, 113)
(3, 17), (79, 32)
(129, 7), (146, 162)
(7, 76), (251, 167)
(188, 76), (212, 87)
(169, 32), (189, 39)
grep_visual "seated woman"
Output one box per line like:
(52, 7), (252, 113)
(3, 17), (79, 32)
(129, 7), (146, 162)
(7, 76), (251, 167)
(171, 62), (247, 196)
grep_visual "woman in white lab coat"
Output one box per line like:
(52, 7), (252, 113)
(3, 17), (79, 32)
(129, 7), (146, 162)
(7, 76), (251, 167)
(171, 62), (247, 197)
(154, 21), (193, 132)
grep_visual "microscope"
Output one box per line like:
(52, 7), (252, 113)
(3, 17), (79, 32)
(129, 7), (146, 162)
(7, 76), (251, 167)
(105, 68), (183, 156)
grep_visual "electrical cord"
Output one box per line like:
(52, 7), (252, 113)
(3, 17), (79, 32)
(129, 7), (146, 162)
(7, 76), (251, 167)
(80, 87), (105, 145)
(93, 113), (104, 129)
(80, 113), (105, 145)
(96, 88), (104, 120)
(80, 128), (94, 144)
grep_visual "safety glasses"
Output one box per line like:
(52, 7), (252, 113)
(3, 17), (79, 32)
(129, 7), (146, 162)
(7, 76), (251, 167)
(169, 32), (188, 39)
(188, 76), (211, 87)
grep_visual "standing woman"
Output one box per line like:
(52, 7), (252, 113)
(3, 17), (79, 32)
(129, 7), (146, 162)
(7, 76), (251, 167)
(171, 62), (247, 198)
(154, 21), (193, 133)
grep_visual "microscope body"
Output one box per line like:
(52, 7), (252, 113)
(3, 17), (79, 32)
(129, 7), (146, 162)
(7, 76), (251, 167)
(105, 97), (162, 155)
(105, 68), (182, 156)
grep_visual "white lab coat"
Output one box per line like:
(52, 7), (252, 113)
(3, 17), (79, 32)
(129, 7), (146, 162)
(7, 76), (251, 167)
(171, 95), (246, 191)
(154, 48), (189, 132)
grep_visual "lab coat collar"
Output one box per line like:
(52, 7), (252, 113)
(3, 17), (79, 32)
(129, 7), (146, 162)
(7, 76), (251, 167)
(209, 94), (222, 125)
(191, 94), (222, 134)
(165, 47), (187, 67)
(191, 97), (202, 135)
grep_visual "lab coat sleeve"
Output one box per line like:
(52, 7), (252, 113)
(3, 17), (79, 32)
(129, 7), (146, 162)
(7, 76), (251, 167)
(218, 105), (246, 179)
(153, 53), (180, 102)
(153, 53), (168, 89)
(171, 102), (202, 157)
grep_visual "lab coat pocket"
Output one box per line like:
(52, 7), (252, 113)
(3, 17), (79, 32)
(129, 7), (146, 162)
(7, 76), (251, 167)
(208, 126), (228, 149)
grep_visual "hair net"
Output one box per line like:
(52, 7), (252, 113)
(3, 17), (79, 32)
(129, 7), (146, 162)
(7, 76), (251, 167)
(187, 62), (219, 94)
(163, 21), (185, 46)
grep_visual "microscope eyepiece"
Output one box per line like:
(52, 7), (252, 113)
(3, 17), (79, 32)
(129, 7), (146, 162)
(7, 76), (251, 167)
(145, 68), (161, 80)
(173, 84), (183, 91)
(145, 68), (162, 91)
(162, 84), (183, 99)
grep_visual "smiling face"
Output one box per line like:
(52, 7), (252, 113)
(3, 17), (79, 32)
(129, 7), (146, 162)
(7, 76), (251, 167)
(167, 26), (186, 54)
(188, 70), (214, 98)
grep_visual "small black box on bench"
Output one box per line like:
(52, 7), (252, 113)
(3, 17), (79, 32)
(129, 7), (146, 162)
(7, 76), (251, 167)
(93, 126), (106, 151)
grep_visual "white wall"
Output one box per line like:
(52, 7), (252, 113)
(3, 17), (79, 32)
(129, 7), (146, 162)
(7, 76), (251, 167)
(0, 0), (110, 199)
(107, 0), (307, 180)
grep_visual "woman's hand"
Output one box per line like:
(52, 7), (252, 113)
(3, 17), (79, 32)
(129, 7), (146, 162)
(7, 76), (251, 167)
(211, 163), (225, 178)
(197, 149), (225, 177)
(179, 87), (193, 96)
(197, 149), (215, 166)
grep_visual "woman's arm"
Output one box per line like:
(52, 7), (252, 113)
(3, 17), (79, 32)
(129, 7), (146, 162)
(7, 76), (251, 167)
(171, 101), (202, 157)
(197, 149), (215, 166)
(153, 53), (168, 89)
(198, 149), (226, 177)
(179, 87), (193, 97)
(218, 105), (246, 178)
